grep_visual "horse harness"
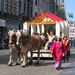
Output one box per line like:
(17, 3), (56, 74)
(9, 39), (19, 51)
(9, 43), (16, 51)
(21, 35), (38, 51)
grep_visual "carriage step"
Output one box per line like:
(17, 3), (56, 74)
(28, 49), (52, 58)
(33, 49), (50, 53)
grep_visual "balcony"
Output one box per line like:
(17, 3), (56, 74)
(0, 11), (18, 22)
(0, 11), (27, 22)
(5, 0), (8, 2)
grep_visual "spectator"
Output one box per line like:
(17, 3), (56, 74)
(4, 37), (9, 49)
(44, 30), (48, 43)
(45, 31), (55, 50)
(40, 33), (45, 40)
(50, 36), (63, 70)
(40, 33), (45, 45)
(62, 35), (70, 62)
(73, 38), (75, 48)
(69, 38), (73, 48)
(1, 38), (6, 49)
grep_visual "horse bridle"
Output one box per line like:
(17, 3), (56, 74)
(8, 34), (17, 47)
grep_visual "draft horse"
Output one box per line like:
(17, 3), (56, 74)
(7, 29), (22, 66)
(16, 30), (43, 67)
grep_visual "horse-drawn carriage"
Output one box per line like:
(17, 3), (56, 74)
(7, 29), (70, 67)
(7, 29), (46, 67)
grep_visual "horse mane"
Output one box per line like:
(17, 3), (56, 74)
(8, 29), (17, 34)
(7, 29), (17, 39)
(22, 29), (29, 36)
(32, 32), (39, 35)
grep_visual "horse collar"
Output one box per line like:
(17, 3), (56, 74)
(22, 35), (29, 45)
(9, 43), (16, 47)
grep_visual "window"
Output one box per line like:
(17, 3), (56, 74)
(10, 5), (12, 13)
(24, 0), (26, 2)
(30, 7), (32, 17)
(19, 1), (21, 14)
(24, 3), (26, 14)
(35, 0), (37, 6)
(1, 0), (4, 12)
(27, 3), (30, 16)
(5, 0), (8, 2)
(6, 4), (9, 12)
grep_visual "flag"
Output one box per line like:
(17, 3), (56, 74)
(68, 13), (73, 18)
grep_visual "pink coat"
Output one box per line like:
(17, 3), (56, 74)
(50, 42), (63, 63)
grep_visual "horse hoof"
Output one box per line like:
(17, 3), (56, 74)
(36, 62), (39, 64)
(29, 63), (32, 65)
(28, 61), (32, 65)
(8, 64), (12, 66)
(26, 63), (29, 66)
(21, 65), (26, 67)
(16, 62), (21, 65)
(8, 62), (13, 66)
(21, 64), (26, 67)
(20, 61), (23, 63)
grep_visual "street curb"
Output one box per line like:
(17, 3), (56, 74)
(0, 49), (9, 56)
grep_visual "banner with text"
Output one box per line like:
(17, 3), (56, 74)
(69, 27), (75, 38)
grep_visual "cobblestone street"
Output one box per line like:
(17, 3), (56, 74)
(0, 48), (75, 75)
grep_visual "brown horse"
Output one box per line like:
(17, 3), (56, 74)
(7, 29), (23, 66)
(16, 30), (43, 67)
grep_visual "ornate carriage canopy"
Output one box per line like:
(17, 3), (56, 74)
(27, 12), (64, 25)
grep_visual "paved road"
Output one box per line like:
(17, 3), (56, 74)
(0, 48), (75, 75)
(58, 48), (75, 75)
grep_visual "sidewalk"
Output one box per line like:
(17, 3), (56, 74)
(0, 49), (9, 56)
(58, 47), (75, 75)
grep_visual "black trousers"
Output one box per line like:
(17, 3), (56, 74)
(62, 51), (70, 62)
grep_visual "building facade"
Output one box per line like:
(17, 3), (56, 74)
(32, 0), (66, 19)
(0, 0), (66, 38)
(56, 0), (66, 20)
(0, 0), (29, 38)
(32, 0), (52, 16)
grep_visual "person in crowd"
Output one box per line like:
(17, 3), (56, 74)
(1, 38), (6, 49)
(44, 31), (48, 44)
(40, 33), (45, 45)
(40, 33), (45, 41)
(50, 36), (63, 70)
(45, 31), (55, 50)
(73, 38), (75, 48)
(62, 35), (70, 62)
(69, 37), (73, 48)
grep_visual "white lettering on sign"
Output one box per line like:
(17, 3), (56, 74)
(69, 27), (75, 38)
(0, 19), (6, 27)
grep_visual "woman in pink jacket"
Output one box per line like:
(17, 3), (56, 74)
(50, 36), (64, 70)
